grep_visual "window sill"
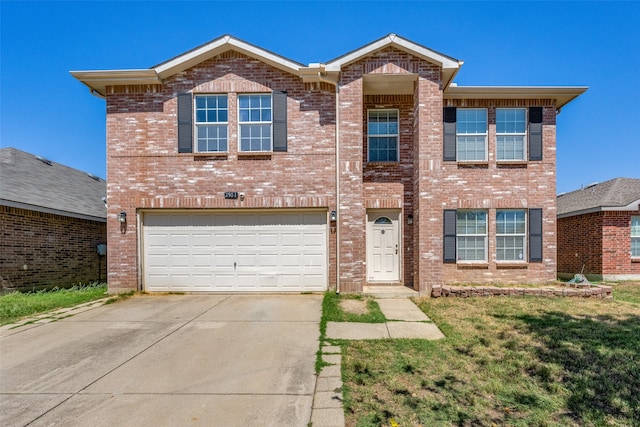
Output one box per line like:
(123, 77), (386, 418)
(497, 160), (528, 168)
(366, 161), (400, 167)
(184, 152), (228, 160)
(632, 258), (640, 263)
(237, 151), (273, 159)
(457, 161), (488, 168)
(456, 263), (489, 270)
(496, 262), (528, 269)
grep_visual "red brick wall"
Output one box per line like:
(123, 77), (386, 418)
(602, 211), (640, 276)
(105, 51), (337, 291)
(558, 210), (640, 279)
(363, 94), (415, 286)
(438, 100), (558, 286)
(0, 206), (107, 292)
(557, 212), (603, 276)
(103, 45), (561, 293)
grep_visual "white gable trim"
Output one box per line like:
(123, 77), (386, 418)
(154, 35), (303, 79)
(325, 33), (462, 72)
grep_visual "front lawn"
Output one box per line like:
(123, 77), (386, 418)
(340, 283), (640, 426)
(0, 283), (108, 325)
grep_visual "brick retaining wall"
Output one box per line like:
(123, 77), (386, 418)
(432, 282), (613, 298)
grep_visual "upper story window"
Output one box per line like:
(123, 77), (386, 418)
(368, 109), (399, 162)
(195, 95), (228, 152)
(497, 108), (526, 161)
(496, 210), (526, 261)
(457, 210), (487, 261)
(632, 216), (640, 258)
(456, 109), (487, 161)
(239, 94), (272, 152)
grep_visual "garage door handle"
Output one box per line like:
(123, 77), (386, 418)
(234, 262), (236, 270)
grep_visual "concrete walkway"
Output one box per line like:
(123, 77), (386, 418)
(326, 298), (445, 340)
(311, 298), (445, 427)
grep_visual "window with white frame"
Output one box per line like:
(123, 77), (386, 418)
(195, 95), (228, 152)
(457, 109), (487, 161)
(632, 216), (640, 258)
(496, 210), (526, 261)
(239, 94), (272, 152)
(457, 210), (487, 261)
(497, 108), (526, 161)
(368, 109), (399, 162)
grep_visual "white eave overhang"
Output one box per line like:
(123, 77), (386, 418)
(557, 198), (640, 219)
(445, 86), (588, 110)
(0, 199), (107, 223)
(70, 69), (161, 97)
(71, 35), (304, 97)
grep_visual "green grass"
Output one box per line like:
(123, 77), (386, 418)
(0, 283), (109, 325)
(340, 290), (640, 427)
(611, 281), (640, 305)
(323, 291), (386, 323)
(316, 291), (387, 374)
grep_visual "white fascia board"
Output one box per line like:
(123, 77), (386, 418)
(557, 199), (640, 219)
(445, 86), (588, 109)
(154, 35), (303, 79)
(70, 69), (160, 96)
(325, 33), (461, 72)
(0, 199), (107, 223)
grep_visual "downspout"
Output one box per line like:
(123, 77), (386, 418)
(317, 72), (340, 293)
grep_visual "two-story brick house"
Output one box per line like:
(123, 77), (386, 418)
(72, 34), (586, 294)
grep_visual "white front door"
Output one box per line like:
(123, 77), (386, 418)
(367, 210), (401, 282)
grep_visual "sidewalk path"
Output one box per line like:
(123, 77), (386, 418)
(325, 298), (445, 340)
(312, 298), (446, 426)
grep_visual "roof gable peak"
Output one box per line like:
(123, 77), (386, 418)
(153, 34), (304, 80)
(325, 33), (462, 72)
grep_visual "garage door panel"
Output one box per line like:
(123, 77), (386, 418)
(303, 232), (325, 247)
(212, 232), (235, 247)
(143, 211), (327, 292)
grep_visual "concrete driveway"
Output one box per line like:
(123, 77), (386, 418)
(0, 294), (322, 427)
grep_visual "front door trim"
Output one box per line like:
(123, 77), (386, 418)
(366, 209), (401, 282)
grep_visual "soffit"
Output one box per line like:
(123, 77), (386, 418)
(71, 35), (304, 97)
(444, 86), (588, 110)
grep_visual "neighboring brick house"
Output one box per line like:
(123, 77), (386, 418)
(0, 148), (107, 292)
(72, 34), (586, 294)
(557, 178), (640, 281)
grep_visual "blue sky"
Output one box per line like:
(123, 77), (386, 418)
(1, 1), (638, 194)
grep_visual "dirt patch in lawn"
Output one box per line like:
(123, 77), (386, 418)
(339, 299), (369, 315)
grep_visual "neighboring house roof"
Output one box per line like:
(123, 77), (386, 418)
(0, 147), (107, 222)
(557, 178), (640, 218)
(70, 34), (587, 109)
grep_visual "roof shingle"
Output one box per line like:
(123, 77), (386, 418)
(557, 178), (640, 217)
(0, 147), (106, 221)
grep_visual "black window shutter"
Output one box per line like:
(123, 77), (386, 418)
(443, 107), (457, 161)
(443, 209), (457, 263)
(272, 91), (288, 152)
(528, 107), (543, 161)
(177, 93), (193, 153)
(529, 208), (543, 262)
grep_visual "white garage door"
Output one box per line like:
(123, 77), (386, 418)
(142, 210), (327, 292)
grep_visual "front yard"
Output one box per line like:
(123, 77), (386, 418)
(339, 282), (640, 426)
(0, 283), (109, 326)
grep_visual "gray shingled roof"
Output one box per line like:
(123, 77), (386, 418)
(557, 177), (640, 217)
(0, 147), (106, 221)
